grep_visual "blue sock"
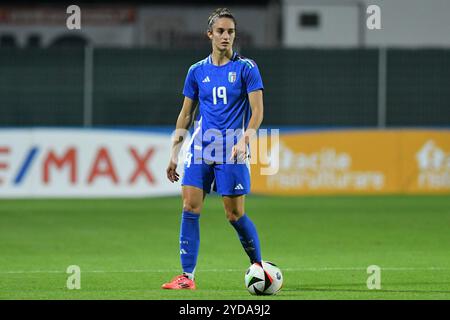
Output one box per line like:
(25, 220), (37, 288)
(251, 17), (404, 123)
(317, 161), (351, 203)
(179, 211), (200, 274)
(230, 214), (262, 263)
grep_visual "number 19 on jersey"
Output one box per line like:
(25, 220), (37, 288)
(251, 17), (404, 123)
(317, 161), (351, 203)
(213, 86), (227, 105)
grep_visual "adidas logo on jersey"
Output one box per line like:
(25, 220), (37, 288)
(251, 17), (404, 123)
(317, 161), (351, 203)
(202, 76), (210, 83)
(234, 184), (244, 190)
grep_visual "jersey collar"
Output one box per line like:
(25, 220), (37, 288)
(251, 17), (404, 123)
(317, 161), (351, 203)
(208, 51), (238, 65)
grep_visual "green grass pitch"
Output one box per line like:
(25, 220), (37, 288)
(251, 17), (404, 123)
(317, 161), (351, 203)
(0, 195), (449, 300)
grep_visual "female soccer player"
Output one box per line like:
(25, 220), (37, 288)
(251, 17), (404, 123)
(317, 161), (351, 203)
(162, 8), (265, 290)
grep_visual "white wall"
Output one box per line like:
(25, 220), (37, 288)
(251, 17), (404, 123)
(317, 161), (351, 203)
(283, 0), (450, 48)
(283, 1), (361, 48)
(365, 0), (450, 47)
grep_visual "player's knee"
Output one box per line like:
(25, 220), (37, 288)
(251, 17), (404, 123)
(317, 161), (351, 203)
(225, 208), (244, 222)
(183, 202), (202, 214)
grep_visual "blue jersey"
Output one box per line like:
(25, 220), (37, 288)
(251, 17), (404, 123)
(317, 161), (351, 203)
(183, 52), (264, 163)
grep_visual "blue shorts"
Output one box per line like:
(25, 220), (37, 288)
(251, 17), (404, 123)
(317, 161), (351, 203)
(181, 160), (251, 196)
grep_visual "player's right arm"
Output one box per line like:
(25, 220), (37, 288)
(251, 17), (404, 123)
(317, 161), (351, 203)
(166, 96), (198, 183)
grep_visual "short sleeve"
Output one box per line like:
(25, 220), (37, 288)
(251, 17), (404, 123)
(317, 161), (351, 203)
(182, 66), (199, 100)
(244, 62), (264, 94)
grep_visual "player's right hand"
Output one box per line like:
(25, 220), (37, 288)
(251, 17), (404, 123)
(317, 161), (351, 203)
(166, 161), (179, 183)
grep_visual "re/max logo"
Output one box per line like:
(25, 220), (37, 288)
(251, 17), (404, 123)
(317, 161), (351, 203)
(0, 147), (10, 185)
(0, 146), (156, 186)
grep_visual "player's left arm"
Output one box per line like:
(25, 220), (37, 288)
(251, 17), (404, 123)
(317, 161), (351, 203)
(231, 90), (264, 160)
(245, 90), (264, 142)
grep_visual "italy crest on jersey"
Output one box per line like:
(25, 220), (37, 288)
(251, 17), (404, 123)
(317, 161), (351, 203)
(228, 71), (237, 83)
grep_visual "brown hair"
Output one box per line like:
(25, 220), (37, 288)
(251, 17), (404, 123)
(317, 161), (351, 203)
(207, 8), (237, 32)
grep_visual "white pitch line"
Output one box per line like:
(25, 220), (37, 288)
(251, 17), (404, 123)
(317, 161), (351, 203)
(1, 267), (450, 274)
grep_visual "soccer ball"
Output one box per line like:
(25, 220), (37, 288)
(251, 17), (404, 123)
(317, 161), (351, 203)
(244, 261), (283, 295)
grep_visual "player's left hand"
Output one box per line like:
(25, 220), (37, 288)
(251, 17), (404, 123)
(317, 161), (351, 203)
(230, 139), (248, 162)
(166, 160), (179, 183)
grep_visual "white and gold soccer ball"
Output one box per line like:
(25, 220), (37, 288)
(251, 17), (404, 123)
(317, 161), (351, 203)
(244, 261), (283, 295)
